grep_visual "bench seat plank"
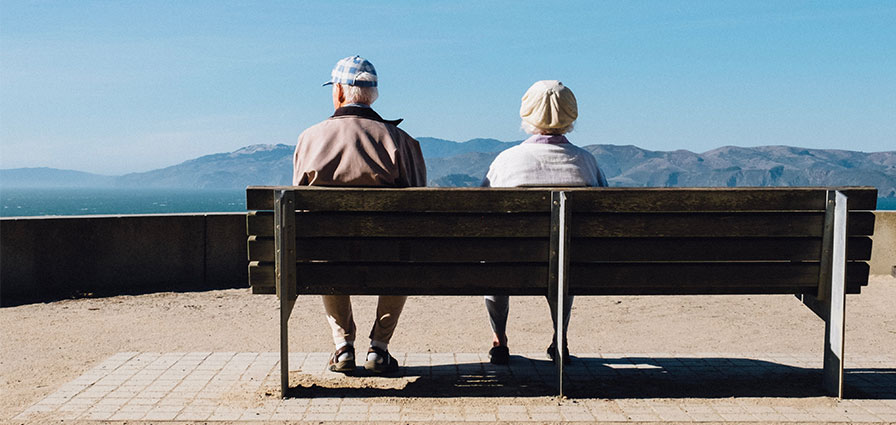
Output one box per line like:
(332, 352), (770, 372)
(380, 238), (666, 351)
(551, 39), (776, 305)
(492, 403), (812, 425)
(248, 211), (874, 238)
(250, 262), (548, 295)
(247, 187), (878, 212)
(248, 261), (868, 296)
(248, 236), (872, 263)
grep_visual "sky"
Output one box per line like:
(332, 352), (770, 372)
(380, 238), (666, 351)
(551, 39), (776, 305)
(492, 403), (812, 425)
(1, 1), (894, 175)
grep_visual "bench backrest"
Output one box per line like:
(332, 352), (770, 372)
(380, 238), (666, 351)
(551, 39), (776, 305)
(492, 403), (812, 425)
(246, 187), (876, 296)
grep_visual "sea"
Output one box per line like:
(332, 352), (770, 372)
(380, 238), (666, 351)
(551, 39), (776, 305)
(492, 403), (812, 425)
(1, 187), (894, 217)
(1, 188), (246, 217)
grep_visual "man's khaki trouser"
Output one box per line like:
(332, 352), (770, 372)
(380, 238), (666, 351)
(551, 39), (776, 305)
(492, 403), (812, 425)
(322, 295), (407, 346)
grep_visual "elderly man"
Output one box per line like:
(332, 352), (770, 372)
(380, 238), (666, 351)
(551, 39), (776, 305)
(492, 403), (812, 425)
(293, 56), (426, 374)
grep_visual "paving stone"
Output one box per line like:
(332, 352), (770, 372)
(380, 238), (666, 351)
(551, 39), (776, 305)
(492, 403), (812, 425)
(719, 412), (758, 421)
(208, 408), (244, 421)
(461, 412), (495, 421)
(15, 350), (896, 423)
(176, 410), (211, 421)
(426, 412), (460, 421)
(528, 412), (562, 421)
(109, 411), (147, 420)
(627, 412), (664, 421)
(497, 412), (530, 422)
(142, 410), (181, 420)
(592, 411), (629, 421)
(368, 412), (402, 421)
(369, 404), (401, 413)
(303, 412), (337, 421)
(338, 403), (369, 413)
(81, 410), (114, 420)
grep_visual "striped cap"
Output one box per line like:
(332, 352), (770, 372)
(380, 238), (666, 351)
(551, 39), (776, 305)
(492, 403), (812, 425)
(323, 55), (377, 87)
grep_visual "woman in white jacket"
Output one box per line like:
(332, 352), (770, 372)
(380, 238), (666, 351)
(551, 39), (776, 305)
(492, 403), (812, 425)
(482, 80), (608, 365)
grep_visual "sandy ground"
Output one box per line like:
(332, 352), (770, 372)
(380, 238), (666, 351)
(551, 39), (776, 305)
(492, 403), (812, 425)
(2, 275), (895, 422)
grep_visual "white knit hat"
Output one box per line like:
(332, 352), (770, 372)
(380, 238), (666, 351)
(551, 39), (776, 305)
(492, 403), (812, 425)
(519, 80), (577, 132)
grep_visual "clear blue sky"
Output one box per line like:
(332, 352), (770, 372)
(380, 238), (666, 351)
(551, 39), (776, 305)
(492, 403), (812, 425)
(1, 1), (894, 174)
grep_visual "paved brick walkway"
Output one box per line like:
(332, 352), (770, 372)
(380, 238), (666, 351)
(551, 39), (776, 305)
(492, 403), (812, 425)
(15, 352), (896, 423)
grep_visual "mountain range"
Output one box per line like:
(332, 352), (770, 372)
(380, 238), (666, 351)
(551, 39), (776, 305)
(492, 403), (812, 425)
(2, 137), (895, 198)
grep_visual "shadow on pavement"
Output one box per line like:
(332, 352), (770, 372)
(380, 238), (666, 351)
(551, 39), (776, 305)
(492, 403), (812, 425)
(282, 356), (896, 400)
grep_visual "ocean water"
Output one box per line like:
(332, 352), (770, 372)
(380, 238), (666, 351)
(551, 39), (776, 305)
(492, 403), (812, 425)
(878, 197), (896, 210)
(1, 187), (894, 217)
(1, 188), (246, 217)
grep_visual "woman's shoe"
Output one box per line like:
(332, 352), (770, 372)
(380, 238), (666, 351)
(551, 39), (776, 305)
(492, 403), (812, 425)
(546, 344), (571, 365)
(488, 345), (510, 365)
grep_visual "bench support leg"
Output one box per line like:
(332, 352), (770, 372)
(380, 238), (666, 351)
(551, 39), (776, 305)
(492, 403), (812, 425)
(822, 190), (848, 399)
(275, 191), (297, 398)
(549, 191), (570, 398)
(803, 191), (848, 398)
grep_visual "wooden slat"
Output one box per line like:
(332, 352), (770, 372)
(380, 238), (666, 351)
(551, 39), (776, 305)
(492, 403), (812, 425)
(839, 187), (879, 210)
(571, 213), (823, 238)
(247, 211), (271, 237)
(296, 263), (548, 295)
(284, 212), (873, 238)
(248, 236), (872, 263)
(572, 237), (873, 262)
(246, 186), (275, 211)
(856, 211), (876, 235)
(568, 262), (870, 294)
(249, 261), (869, 296)
(248, 187), (553, 212)
(248, 236), (275, 262)
(247, 189), (275, 211)
(294, 212), (551, 238)
(253, 237), (545, 263)
(250, 263), (548, 295)
(248, 261), (276, 294)
(247, 186), (878, 212)
(566, 187), (878, 212)
(250, 211), (874, 239)
(572, 212), (875, 238)
(248, 211), (275, 237)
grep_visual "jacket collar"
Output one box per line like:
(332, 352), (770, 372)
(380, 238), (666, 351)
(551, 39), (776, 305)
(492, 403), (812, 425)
(331, 106), (403, 126)
(523, 134), (570, 145)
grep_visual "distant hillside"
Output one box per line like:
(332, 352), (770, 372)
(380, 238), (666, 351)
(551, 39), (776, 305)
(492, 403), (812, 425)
(2, 139), (894, 199)
(418, 137), (519, 158)
(0, 167), (115, 188)
(115, 144), (294, 189)
(587, 145), (896, 197)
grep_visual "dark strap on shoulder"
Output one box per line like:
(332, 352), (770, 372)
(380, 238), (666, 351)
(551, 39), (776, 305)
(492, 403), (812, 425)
(331, 106), (403, 126)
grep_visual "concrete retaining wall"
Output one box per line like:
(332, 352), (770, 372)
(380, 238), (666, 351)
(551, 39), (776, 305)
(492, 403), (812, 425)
(870, 211), (896, 276)
(1, 213), (247, 306)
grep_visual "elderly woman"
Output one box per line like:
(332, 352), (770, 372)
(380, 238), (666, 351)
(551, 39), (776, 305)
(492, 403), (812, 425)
(482, 80), (607, 365)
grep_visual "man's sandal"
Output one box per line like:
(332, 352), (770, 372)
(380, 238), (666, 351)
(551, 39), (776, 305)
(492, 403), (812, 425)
(364, 346), (399, 374)
(328, 345), (356, 373)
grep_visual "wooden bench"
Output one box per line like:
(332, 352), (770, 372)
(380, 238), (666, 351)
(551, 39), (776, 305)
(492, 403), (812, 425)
(246, 186), (877, 398)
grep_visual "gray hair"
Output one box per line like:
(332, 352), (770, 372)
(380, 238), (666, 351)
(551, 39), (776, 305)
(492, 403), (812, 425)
(521, 120), (574, 135)
(337, 72), (378, 105)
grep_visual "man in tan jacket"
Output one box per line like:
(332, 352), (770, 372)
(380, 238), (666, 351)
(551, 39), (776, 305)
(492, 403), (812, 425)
(293, 56), (426, 374)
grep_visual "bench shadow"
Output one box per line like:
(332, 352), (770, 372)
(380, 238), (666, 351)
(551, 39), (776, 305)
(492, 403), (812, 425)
(283, 356), (896, 400)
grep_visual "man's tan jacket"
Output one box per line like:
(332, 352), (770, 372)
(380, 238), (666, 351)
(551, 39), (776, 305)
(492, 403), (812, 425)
(293, 106), (426, 187)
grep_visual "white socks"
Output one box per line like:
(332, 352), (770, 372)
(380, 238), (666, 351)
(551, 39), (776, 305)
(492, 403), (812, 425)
(334, 341), (389, 363)
(367, 340), (388, 363)
(335, 341), (354, 362)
